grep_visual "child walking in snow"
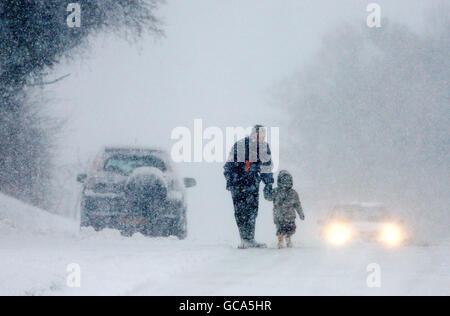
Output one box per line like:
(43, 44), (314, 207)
(264, 170), (305, 248)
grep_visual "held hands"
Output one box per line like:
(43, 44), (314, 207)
(263, 184), (273, 201)
(298, 212), (305, 221)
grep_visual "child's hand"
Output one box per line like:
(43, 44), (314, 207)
(263, 185), (273, 201)
(299, 213), (305, 221)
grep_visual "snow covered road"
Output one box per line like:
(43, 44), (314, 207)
(1, 228), (448, 296)
(0, 193), (448, 296)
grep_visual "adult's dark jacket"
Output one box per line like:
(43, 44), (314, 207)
(223, 136), (274, 192)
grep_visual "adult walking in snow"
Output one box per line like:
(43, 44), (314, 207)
(224, 125), (274, 248)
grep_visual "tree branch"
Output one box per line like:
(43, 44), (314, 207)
(28, 74), (71, 87)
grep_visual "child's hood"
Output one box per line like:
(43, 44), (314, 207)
(277, 170), (293, 189)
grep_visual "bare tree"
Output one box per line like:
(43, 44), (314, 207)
(0, 0), (163, 208)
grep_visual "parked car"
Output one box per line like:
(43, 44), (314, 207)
(77, 147), (196, 239)
(318, 203), (407, 247)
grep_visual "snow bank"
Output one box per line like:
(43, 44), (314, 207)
(0, 193), (78, 236)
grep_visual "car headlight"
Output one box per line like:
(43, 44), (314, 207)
(379, 224), (403, 247)
(325, 222), (352, 246)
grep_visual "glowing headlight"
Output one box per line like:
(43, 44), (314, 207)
(325, 223), (352, 246)
(379, 224), (403, 247)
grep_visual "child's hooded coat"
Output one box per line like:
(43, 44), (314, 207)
(266, 170), (304, 223)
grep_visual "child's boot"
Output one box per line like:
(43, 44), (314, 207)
(277, 235), (284, 249)
(286, 236), (293, 248)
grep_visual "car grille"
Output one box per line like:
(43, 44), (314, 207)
(94, 183), (124, 194)
(84, 197), (125, 213)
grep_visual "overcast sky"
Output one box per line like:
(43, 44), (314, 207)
(46, 0), (431, 159)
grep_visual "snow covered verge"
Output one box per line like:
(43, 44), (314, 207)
(0, 193), (79, 236)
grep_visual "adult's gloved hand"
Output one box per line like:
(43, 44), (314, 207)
(299, 212), (305, 221)
(263, 184), (273, 200)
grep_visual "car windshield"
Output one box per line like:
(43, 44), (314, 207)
(103, 155), (167, 175)
(329, 206), (391, 222)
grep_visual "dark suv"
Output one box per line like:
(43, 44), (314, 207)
(77, 147), (196, 238)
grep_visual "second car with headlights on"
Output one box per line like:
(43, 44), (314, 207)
(318, 203), (407, 247)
